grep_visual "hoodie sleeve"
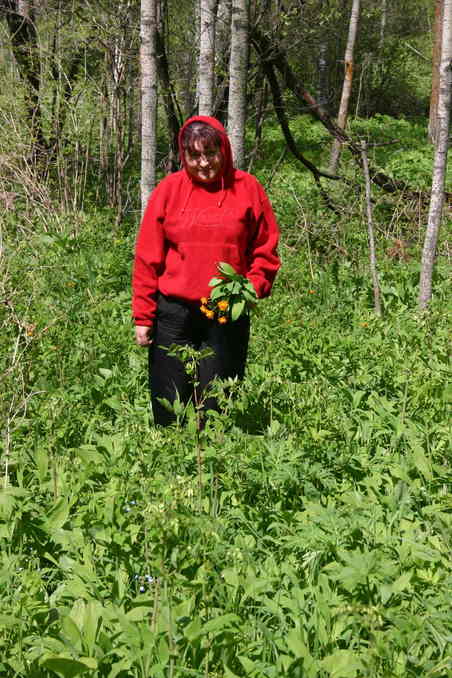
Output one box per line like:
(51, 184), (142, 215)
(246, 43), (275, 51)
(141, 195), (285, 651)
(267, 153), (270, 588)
(246, 180), (281, 298)
(132, 182), (167, 327)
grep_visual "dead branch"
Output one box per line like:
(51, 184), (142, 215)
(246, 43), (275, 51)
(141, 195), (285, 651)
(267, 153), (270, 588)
(258, 49), (341, 212)
(250, 27), (434, 202)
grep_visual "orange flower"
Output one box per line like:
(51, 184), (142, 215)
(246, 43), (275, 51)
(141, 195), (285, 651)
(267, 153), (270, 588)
(218, 316), (228, 324)
(205, 310), (215, 320)
(200, 297), (208, 305)
(309, 290), (315, 294)
(217, 300), (229, 311)
(200, 305), (208, 314)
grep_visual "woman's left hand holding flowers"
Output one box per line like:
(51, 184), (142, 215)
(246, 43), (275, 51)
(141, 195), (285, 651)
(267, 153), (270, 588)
(200, 262), (257, 323)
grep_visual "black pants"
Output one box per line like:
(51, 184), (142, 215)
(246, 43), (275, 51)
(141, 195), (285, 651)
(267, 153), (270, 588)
(149, 294), (250, 426)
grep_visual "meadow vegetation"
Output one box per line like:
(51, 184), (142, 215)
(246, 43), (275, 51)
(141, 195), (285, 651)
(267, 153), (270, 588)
(0, 116), (451, 677)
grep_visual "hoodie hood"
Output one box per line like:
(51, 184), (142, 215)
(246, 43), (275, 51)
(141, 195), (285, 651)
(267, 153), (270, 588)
(178, 116), (234, 187)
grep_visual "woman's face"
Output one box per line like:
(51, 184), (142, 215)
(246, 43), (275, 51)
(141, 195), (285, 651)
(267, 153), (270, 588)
(184, 139), (223, 183)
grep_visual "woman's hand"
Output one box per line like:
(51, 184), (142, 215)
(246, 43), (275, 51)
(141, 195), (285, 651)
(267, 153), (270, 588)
(135, 325), (153, 346)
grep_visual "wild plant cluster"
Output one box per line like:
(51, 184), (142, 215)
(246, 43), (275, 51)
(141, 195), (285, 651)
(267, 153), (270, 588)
(0, 117), (450, 677)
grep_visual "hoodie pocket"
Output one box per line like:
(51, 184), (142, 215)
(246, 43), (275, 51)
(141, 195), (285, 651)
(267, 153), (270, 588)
(179, 242), (244, 289)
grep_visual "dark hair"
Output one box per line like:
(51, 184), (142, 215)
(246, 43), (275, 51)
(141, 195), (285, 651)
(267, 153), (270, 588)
(181, 122), (222, 153)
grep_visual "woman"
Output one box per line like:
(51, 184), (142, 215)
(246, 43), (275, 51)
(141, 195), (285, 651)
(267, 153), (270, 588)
(132, 115), (280, 426)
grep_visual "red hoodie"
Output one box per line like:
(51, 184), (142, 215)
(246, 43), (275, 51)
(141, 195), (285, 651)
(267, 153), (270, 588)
(132, 116), (281, 327)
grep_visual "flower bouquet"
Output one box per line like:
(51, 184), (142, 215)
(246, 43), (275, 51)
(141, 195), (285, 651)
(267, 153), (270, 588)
(200, 262), (257, 324)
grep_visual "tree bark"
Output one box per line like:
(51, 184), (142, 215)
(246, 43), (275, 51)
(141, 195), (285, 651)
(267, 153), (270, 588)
(213, 0), (232, 124)
(155, 28), (183, 171)
(378, 0), (387, 53)
(317, 38), (329, 109)
(140, 0), (158, 213)
(329, 0), (360, 173)
(316, 0), (329, 109)
(428, 0), (444, 144)
(227, 0), (249, 169)
(198, 0), (218, 115)
(419, 0), (451, 311)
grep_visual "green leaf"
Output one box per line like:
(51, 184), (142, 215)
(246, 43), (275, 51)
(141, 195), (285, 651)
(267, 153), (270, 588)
(238, 656), (259, 675)
(202, 613), (240, 635)
(231, 300), (245, 322)
(321, 650), (362, 677)
(0, 614), (21, 627)
(83, 600), (102, 656)
(208, 277), (223, 287)
(40, 656), (97, 678)
(44, 498), (71, 531)
(287, 628), (308, 658)
(125, 604), (152, 622)
(391, 571), (412, 593)
(222, 568), (240, 590)
(411, 443), (432, 481)
(61, 616), (83, 652)
(75, 447), (104, 467)
(218, 262), (237, 277)
(107, 657), (132, 678)
(157, 636), (170, 665)
(184, 616), (202, 642)
(35, 446), (49, 481)
(210, 286), (225, 301)
(103, 396), (121, 411)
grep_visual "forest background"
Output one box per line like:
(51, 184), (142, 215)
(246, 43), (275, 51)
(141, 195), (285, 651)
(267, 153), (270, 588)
(0, 1), (451, 677)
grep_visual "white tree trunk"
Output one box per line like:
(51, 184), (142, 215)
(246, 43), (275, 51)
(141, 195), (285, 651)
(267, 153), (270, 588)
(378, 0), (387, 53)
(329, 0), (360, 173)
(140, 0), (158, 214)
(227, 0), (249, 169)
(419, 0), (451, 311)
(428, 0), (444, 144)
(18, 0), (31, 18)
(198, 0), (217, 115)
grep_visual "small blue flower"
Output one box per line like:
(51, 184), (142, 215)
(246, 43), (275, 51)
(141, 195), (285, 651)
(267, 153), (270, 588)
(130, 500), (137, 506)
(133, 574), (139, 580)
(139, 586), (145, 593)
(124, 507), (131, 513)
(145, 575), (154, 583)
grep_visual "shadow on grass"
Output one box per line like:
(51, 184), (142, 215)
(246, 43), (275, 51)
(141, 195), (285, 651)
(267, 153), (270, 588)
(231, 401), (271, 435)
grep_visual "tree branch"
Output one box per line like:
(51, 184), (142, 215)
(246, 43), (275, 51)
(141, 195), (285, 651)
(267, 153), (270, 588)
(261, 57), (340, 212)
(251, 26), (426, 199)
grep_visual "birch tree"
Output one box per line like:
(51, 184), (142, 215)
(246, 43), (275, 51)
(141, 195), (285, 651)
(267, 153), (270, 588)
(428, 0), (444, 144)
(140, 0), (158, 213)
(198, 0), (217, 115)
(418, 0), (451, 311)
(227, 0), (248, 169)
(328, 0), (360, 173)
(140, 0), (157, 212)
(213, 0), (232, 121)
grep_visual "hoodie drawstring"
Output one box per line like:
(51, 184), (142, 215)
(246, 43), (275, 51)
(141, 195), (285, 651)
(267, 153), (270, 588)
(181, 176), (227, 214)
(217, 176), (226, 208)
(181, 181), (194, 215)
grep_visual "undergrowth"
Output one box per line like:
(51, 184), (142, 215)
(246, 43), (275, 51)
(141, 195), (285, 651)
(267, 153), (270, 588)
(0, 120), (451, 677)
